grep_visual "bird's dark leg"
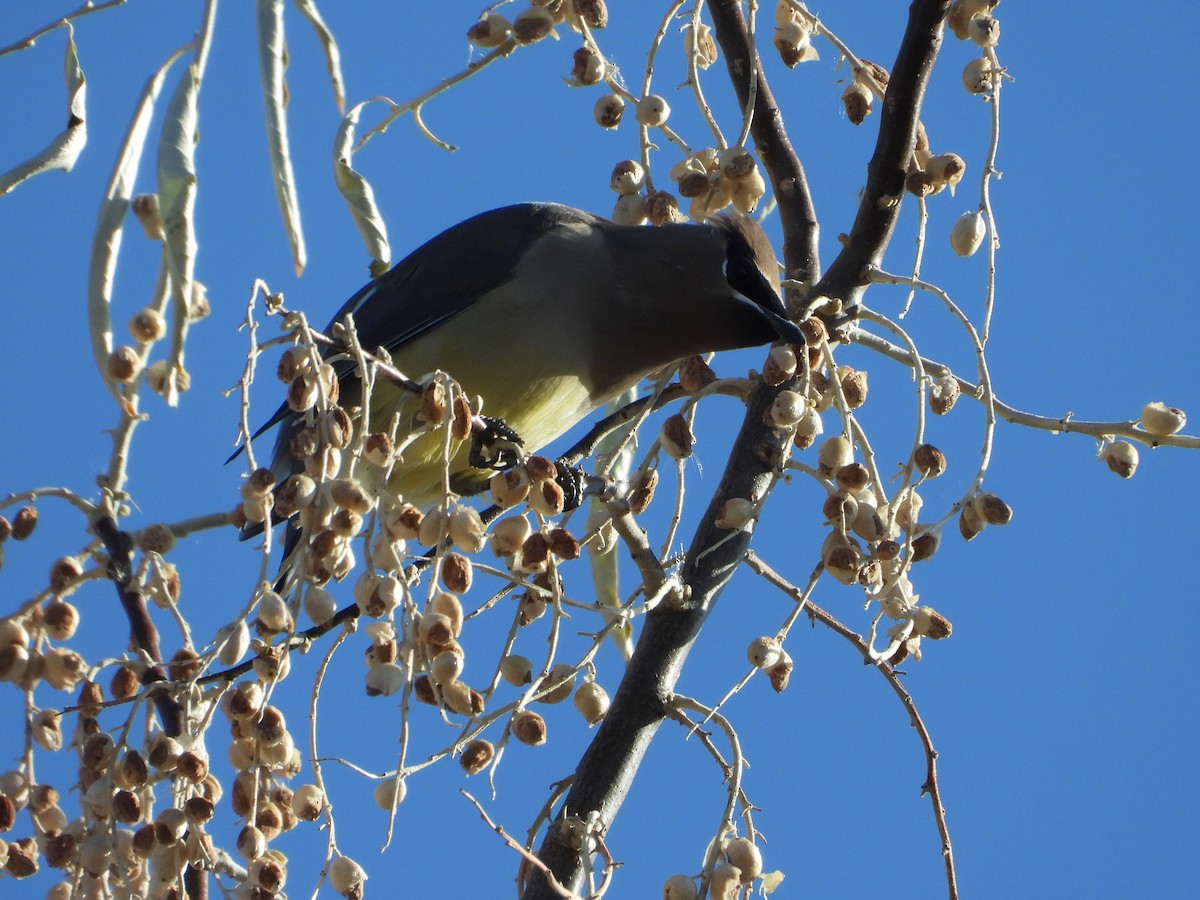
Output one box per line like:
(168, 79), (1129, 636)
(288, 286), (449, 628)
(469, 416), (525, 471)
(467, 417), (616, 514)
(554, 461), (586, 512)
(554, 462), (616, 512)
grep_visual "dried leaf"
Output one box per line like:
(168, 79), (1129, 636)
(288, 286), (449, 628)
(157, 61), (201, 406)
(0, 24), (87, 196)
(291, 0), (345, 113)
(257, 0), (307, 276)
(87, 44), (188, 396)
(334, 101), (391, 275)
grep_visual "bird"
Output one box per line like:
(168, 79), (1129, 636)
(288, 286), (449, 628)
(249, 201), (803, 521)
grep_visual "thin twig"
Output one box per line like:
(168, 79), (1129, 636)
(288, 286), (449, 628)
(708, 0), (819, 287)
(852, 330), (1200, 450)
(806, 0), (950, 312)
(462, 790), (583, 900)
(979, 47), (1004, 344)
(0, 0), (128, 58)
(306, 621), (354, 900)
(745, 550), (958, 899)
(351, 42), (519, 152)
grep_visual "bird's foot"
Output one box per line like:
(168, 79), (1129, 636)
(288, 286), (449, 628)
(470, 417), (525, 471)
(554, 461), (616, 512)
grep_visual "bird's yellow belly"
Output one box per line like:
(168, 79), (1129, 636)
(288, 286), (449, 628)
(366, 367), (596, 506)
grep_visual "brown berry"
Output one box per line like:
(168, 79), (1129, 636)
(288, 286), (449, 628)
(513, 710), (547, 746)
(914, 444), (946, 478)
(460, 739), (495, 775)
(12, 507), (37, 540)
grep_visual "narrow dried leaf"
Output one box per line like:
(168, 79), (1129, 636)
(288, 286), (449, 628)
(0, 24), (87, 196)
(587, 388), (637, 662)
(257, 0), (307, 276)
(157, 61), (202, 406)
(87, 45), (187, 398)
(291, 0), (346, 113)
(334, 102), (391, 275)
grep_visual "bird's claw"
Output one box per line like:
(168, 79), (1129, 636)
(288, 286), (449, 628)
(470, 416), (525, 471)
(554, 462), (614, 512)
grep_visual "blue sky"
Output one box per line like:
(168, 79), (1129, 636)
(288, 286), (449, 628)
(1, 2), (1197, 897)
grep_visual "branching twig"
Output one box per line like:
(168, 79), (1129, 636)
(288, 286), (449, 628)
(979, 47), (1004, 344)
(745, 550), (958, 899)
(668, 694), (751, 884)
(462, 790), (584, 900)
(351, 42), (519, 153)
(806, 0), (951, 314)
(708, 0), (819, 288)
(852, 330), (1200, 450)
(92, 514), (184, 737)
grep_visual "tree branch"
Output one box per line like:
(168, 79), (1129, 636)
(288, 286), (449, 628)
(746, 551), (958, 899)
(706, 0), (820, 289)
(92, 515), (184, 738)
(524, 6), (822, 894)
(810, 0), (950, 311)
(524, 382), (795, 896)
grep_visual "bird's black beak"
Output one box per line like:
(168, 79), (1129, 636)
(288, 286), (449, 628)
(725, 258), (804, 346)
(763, 307), (805, 345)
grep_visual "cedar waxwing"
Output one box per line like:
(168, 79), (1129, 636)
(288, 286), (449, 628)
(253, 202), (802, 513)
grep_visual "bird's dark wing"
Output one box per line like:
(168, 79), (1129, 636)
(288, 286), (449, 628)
(333, 202), (602, 366)
(244, 203), (602, 444)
